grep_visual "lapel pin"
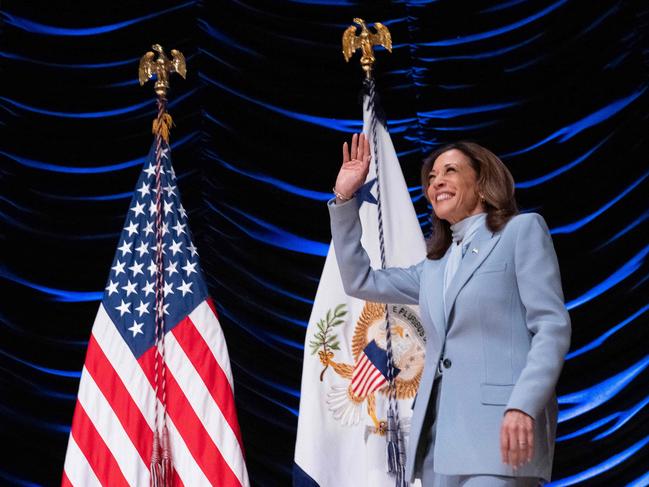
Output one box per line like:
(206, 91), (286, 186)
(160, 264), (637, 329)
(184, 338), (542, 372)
(472, 248), (479, 254)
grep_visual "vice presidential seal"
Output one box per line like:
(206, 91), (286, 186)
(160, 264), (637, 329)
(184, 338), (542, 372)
(311, 301), (426, 434)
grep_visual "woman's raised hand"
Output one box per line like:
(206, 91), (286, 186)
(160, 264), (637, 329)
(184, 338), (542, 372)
(333, 133), (371, 201)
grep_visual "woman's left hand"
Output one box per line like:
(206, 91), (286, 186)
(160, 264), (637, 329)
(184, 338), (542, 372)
(500, 409), (534, 469)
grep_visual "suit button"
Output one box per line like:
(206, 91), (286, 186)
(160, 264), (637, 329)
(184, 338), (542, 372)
(443, 358), (452, 369)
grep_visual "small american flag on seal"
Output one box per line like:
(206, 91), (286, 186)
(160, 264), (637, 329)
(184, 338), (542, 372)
(350, 340), (401, 399)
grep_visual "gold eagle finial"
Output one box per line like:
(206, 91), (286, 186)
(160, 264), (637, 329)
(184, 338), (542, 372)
(138, 44), (187, 97)
(342, 18), (392, 78)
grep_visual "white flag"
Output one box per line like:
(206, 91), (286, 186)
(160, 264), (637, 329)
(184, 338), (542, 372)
(294, 92), (427, 487)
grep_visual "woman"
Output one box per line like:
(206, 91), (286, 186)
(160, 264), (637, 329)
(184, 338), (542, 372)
(329, 134), (571, 486)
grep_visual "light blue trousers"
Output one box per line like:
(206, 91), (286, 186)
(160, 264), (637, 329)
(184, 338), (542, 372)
(423, 473), (539, 486)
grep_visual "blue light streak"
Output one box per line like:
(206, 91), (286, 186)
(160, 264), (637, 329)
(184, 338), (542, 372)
(255, 304), (308, 328)
(218, 303), (303, 351)
(1, 2), (195, 36)
(231, 358), (300, 398)
(503, 86), (647, 156)
(597, 210), (649, 248)
(0, 312), (88, 347)
(605, 51), (630, 70)
(237, 381), (298, 417)
(430, 121), (499, 131)
(547, 434), (649, 486)
(0, 209), (119, 240)
(0, 468), (43, 487)
(0, 348), (82, 378)
(397, 148), (421, 157)
(556, 413), (617, 442)
(198, 19), (262, 58)
(204, 149), (331, 201)
(397, 0), (441, 5)
(438, 83), (475, 90)
(516, 136), (610, 188)
(418, 101), (518, 119)
(0, 89), (195, 119)
(479, 0), (528, 14)
(557, 394), (649, 442)
(0, 50), (138, 68)
(503, 55), (546, 73)
(104, 78), (145, 88)
(282, 0), (354, 4)
(631, 272), (649, 291)
(0, 267), (102, 302)
(0, 366), (77, 401)
(34, 189), (128, 201)
(593, 394), (649, 440)
(199, 47), (239, 71)
(2, 132), (196, 173)
(558, 355), (649, 422)
(551, 170), (649, 234)
(0, 96), (150, 118)
(214, 254), (313, 304)
(412, 193), (426, 204)
(200, 73), (416, 133)
(420, 33), (542, 62)
(420, 0), (568, 46)
(627, 471), (649, 487)
(212, 278), (308, 328)
(0, 195), (41, 215)
(566, 304), (649, 359)
(203, 110), (234, 131)
(0, 402), (71, 434)
(580, 3), (620, 36)
(206, 200), (329, 256)
(565, 244), (649, 309)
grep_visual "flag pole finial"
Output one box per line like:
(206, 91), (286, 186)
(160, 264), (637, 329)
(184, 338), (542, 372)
(138, 44), (187, 98)
(342, 18), (392, 78)
(139, 44), (185, 143)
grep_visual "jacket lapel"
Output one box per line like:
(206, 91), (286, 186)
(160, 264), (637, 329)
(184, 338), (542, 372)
(444, 223), (501, 324)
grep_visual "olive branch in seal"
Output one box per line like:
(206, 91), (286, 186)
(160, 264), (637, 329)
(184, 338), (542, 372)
(309, 304), (347, 381)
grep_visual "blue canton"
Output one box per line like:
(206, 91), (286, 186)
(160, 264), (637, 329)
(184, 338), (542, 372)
(103, 142), (208, 359)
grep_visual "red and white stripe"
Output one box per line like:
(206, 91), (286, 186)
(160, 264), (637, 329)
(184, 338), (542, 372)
(63, 299), (249, 486)
(350, 354), (387, 398)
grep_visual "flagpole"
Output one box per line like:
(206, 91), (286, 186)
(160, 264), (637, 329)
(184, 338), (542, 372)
(343, 19), (408, 487)
(138, 43), (186, 487)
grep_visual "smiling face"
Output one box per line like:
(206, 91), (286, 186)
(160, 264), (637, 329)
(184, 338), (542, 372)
(426, 149), (484, 224)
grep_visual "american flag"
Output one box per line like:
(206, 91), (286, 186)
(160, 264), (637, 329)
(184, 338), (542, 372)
(62, 141), (249, 486)
(350, 340), (399, 400)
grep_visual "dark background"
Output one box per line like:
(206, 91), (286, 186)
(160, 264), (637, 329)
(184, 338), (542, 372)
(1, 0), (648, 485)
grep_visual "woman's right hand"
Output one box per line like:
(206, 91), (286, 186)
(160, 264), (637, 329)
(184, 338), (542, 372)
(334, 133), (371, 201)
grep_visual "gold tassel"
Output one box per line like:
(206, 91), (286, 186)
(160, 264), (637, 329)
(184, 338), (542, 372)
(152, 113), (174, 144)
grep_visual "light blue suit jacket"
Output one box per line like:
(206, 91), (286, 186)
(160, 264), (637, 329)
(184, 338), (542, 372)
(328, 197), (571, 483)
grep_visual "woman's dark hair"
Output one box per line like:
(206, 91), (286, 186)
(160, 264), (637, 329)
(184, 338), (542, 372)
(421, 141), (518, 259)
